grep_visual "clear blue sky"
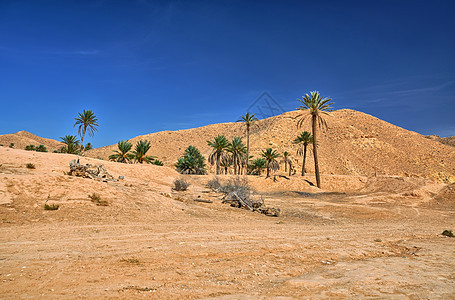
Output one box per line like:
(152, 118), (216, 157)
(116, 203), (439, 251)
(1, 0), (454, 147)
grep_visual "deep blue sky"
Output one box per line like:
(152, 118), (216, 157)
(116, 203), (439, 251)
(1, 0), (454, 147)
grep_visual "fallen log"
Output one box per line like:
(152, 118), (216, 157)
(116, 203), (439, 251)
(193, 199), (213, 203)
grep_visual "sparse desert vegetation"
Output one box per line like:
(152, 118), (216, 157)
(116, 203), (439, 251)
(0, 106), (454, 299)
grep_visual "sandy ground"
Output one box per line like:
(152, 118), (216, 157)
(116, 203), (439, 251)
(1, 147), (454, 299)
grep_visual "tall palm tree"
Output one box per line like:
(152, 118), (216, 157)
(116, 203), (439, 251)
(74, 110), (99, 151)
(261, 148), (280, 177)
(228, 137), (247, 175)
(131, 140), (156, 164)
(297, 91), (333, 188)
(207, 135), (230, 175)
(282, 151), (291, 173)
(293, 131), (313, 176)
(237, 112), (258, 171)
(109, 140), (134, 163)
(60, 135), (80, 154)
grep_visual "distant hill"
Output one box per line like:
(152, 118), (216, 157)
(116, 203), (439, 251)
(425, 135), (455, 148)
(86, 109), (455, 181)
(0, 131), (62, 152)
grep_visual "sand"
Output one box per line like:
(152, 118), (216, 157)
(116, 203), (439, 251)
(1, 146), (454, 299)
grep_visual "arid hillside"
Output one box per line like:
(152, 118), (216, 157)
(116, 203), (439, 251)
(425, 135), (455, 148)
(0, 144), (454, 298)
(87, 109), (455, 182)
(0, 130), (63, 152)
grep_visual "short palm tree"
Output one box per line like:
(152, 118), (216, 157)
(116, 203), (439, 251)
(228, 137), (247, 175)
(282, 151), (291, 173)
(60, 135), (80, 154)
(237, 112), (258, 171)
(109, 140), (134, 163)
(297, 91), (333, 188)
(74, 110), (99, 151)
(261, 148), (280, 177)
(249, 157), (267, 175)
(131, 140), (156, 164)
(207, 135), (230, 175)
(293, 131), (313, 176)
(84, 143), (93, 151)
(175, 145), (207, 175)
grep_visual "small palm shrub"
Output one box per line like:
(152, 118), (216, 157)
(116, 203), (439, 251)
(442, 230), (454, 237)
(25, 144), (35, 151)
(44, 203), (59, 210)
(175, 145), (207, 175)
(173, 178), (190, 191)
(35, 145), (48, 152)
(84, 143), (93, 151)
(60, 135), (80, 154)
(249, 158), (267, 175)
(109, 140), (134, 163)
(26, 163), (35, 169)
(9, 143), (14, 148)
(131, 140), (156, 164)
(152, 159), (164, 166)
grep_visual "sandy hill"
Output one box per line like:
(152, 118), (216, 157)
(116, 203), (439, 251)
(0, 130), (62, 152)
(1, 139), (454, 298)
(425, 135), (455, 148)
(87, 109), (455, 182)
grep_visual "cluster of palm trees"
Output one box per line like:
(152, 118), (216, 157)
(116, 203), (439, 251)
(207, 135), (248, 175)
(109, 140), (163, 165)
(58, 110), (99, 154)
(59, 92), (333, 189)
(205, 91), (333, 188)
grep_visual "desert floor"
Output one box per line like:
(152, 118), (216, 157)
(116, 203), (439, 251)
(0, 147), (454, 299)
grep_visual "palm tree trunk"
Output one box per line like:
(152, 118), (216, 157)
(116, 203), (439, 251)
(266, 165), (270, 177)
(284, 160), (287, 172)
(302, 144), (307, 176)
(233, 159), (237, 175)
(312, 114), (321, 188)
(216, 153), (220, 175)
(246, 126), (250, 172)
(80, 126), (87, 152)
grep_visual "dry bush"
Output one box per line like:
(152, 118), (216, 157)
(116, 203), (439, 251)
(88, 192), (108, 206)
(26, 163), (35, 169)
(206, 176), (222, 191)
(173, 178), (190, 191)
(221, 176), (252, 201)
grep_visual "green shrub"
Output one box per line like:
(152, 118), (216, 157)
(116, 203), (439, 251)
(44, 203), (59, 210)
(442, 230), (454, 237)
(84, 142), (93, 151)
(26, 163), (35, 169)
(152, 159), (164, 166)
(175, 145), (207, 175)
(9, 143), (14, 148)
(25, 144), (35, 151)
(35, 145), (48, 152)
